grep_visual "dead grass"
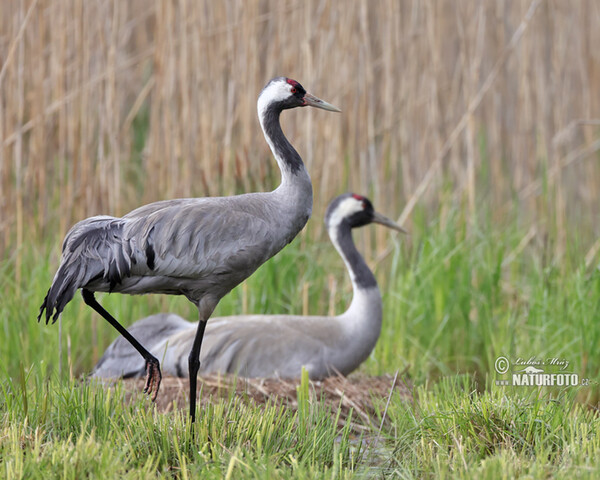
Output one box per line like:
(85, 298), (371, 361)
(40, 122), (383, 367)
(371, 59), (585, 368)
(2, 0), (600, 267)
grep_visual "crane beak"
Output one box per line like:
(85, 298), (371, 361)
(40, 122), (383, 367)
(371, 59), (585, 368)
(372, 211), (408, 234)
(303, 92), (341, 112)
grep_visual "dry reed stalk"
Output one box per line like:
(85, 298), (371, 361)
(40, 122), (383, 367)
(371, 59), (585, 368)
(13, 1), (25, 292)
(501, 224), (537, 269)
(241, 281), (248, 315)
(584, 237), (600, 269)
(327, 274), (336, 317)
(302, 281), (309, 317)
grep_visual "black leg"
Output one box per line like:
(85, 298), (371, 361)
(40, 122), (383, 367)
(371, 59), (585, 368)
(188, 319), (208, 423)
(187, 297), (217, 423)
(81, 289), (162, 400)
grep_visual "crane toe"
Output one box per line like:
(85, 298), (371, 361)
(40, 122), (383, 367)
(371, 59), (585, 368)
(142, 358), (162, 402)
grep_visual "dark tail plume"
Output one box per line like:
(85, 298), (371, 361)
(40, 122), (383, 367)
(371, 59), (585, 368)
(38, 260), (92, 324)
(38, 217), (131, 324)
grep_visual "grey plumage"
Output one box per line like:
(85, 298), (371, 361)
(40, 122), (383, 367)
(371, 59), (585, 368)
(93, 313), (192, 379)
(92, 193), (406, 380)
(38, 77), (340, 421)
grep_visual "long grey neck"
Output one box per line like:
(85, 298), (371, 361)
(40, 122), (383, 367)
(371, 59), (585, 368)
(329, 221), (382, 373)
(330, 222), (378, 291)
(259, 106), (312, 191)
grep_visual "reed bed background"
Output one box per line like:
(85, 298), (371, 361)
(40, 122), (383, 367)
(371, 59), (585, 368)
(2, 0), (600, 267)
(4, 2), (600, 476)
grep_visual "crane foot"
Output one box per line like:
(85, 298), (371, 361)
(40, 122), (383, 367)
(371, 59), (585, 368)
(142, 358), (162, 402)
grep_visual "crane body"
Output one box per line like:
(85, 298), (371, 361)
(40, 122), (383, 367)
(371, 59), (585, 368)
(39, 77), (340, 421)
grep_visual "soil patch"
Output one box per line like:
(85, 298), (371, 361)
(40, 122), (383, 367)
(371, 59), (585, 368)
(105, 373), (412, 431)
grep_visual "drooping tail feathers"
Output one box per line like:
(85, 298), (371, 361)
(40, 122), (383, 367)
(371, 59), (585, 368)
(38, 260), (94, 324)
(38, 216), (133, 324)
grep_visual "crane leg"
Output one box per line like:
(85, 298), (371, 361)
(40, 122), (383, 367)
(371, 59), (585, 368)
(188, 297), (217, 423)
(188, 320), (207, 423)
(81, 289), (162, 401)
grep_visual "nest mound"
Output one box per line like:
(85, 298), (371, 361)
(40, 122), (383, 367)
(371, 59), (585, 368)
(111, 373), (412, 430)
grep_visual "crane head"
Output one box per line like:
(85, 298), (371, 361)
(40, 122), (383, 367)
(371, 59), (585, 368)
(325, 193), (407, 233)
(258, 77), (341, 114)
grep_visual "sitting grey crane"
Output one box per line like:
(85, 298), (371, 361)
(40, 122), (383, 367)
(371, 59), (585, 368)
(91, 193), (406, 380)
(38, 77), (340, 422)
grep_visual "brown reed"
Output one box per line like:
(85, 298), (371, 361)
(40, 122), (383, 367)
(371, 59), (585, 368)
(2, 0), (600, 271)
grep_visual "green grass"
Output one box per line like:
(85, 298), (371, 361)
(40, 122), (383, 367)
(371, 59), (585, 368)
(1, 372), (357, 478)
(2, 203), (600, 477)
(380, 375), (600, 479)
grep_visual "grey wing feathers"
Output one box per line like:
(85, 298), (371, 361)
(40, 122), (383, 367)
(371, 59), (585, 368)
(198, 317), (335, 378)
(38, 216), (133, 324)
(40, 195), (282, 323)
(127, 200), (277, 278)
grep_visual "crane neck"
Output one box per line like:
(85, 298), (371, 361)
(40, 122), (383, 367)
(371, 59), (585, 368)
(329, 220), (382, 371)
(329, 221), (378, 292)
(258, 103), (310, 188)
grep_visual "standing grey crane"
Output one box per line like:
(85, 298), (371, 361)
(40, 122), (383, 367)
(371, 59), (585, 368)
(91, 193), (406, 380)
(38, 77), (340, 422)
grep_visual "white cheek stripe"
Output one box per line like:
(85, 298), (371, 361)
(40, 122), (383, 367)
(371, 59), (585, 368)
(327, 198), (363, 228)
(257, 81), (294, 121)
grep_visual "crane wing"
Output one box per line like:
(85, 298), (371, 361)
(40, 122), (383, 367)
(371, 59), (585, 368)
(124, 198), (286, 280)
(39, 194), (296, 321)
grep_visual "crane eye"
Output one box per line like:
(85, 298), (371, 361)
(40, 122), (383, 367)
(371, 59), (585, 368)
(290, 87), (297, 93)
